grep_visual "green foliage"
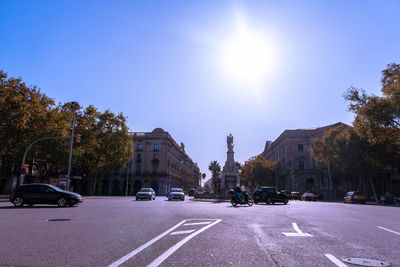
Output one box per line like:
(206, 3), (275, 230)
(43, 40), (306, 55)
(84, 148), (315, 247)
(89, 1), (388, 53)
(344, 63), (400, 169)
(241, 156), (277, 188)
(0, 70), (133, 195)
(208, 160), (221, 179)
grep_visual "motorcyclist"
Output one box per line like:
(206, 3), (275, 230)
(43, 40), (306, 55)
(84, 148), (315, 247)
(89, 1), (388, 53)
(235, 184), (242, 200)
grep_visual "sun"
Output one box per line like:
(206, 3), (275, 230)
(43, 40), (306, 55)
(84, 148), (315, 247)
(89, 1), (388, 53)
(220, 22), (277, 87)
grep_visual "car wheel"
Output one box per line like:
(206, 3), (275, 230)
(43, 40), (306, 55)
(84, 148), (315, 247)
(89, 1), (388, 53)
(57, 197), (67, 207)
(13, 197), (24, 207)
(283, 199), (288, 205)
(266, 198), (271, 205)
(153, 196), (156, 200)
(254, 200), (259, 204)
(248, 199), (254, 206)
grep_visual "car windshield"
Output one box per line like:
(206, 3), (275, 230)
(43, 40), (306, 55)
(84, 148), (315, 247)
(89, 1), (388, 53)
(48, 185), (64, 192)
(171, 189), (182, 192)
(140, 188), (151, 192)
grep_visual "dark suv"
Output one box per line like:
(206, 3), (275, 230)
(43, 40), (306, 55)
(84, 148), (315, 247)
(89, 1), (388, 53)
(10, 184), (83, 207)
(253, 186), (289, 205)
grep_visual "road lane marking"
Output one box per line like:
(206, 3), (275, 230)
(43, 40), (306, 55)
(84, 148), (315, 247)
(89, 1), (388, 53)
(377, 226), (400, 236)
(183, 222), (212, 226)
(147, 219), (222, 267)
(324, 254), (348, 267)
(108, 220), (187, 267)
(170, 229), (196, 235)
(282, 223), (313, 237)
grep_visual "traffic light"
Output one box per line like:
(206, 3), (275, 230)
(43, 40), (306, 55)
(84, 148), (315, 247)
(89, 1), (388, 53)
(76, 133), (81, 143)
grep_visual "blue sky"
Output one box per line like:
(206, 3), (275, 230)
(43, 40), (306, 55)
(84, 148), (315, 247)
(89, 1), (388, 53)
(1, 0), (400, 182)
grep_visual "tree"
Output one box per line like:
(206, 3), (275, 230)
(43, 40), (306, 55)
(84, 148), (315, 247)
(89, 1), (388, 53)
(311, 126), (385, 202)
(241, 156), (277, 189)
(208, 160), (221, 191)
(344, 63), (400, 170)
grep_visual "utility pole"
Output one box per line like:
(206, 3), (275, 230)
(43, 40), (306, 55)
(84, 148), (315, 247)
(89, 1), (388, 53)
(67, 102), (78, 191)
(327, 145), (332, 201)
(125, 157), (130, 196)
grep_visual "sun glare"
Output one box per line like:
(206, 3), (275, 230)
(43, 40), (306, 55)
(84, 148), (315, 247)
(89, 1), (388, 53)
(220, 21), (277, 87)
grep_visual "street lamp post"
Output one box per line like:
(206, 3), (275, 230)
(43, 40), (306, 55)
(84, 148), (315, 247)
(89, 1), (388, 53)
(19, 136), (68, 187)
(66, 103), (78, 191)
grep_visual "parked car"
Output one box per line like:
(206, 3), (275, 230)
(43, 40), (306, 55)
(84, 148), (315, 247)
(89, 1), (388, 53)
(167, 188), (185, 201)
(136, 188), (156, 200)
(9, 183), (83, 207)
(253, 186), (289, 205)
(188, 188), (195, 197)
(380, 192), (395, 205)
(301, 192), (317, 201)
(344, 191), (366, 204)
(290, 192), (301, 200)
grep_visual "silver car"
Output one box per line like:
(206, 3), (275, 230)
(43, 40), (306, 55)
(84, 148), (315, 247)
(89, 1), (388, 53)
(136, 188), (156, 201)
(167, 188), (185, 201)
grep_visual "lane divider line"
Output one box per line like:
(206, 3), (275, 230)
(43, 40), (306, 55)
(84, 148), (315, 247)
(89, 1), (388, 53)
(324, 254), (348, 267)
(377, 226), (400, 236)
(108, 219), (187, 267)
(147, 219), (222, 267)
(183, 222), (212, 226)
(170, 229), (196, 235)
(282, 223), (313, 237)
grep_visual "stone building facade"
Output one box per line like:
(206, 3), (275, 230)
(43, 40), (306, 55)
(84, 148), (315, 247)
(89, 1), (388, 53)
(130, 128), (200, 195)
(260, 122), (349, 195)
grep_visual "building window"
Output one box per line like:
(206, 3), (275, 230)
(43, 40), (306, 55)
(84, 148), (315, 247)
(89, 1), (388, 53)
(137, 144), (142, 151)
(298, 144), (304, 152)
(299, 160), (304, 170)
(154, 144), (159, 151)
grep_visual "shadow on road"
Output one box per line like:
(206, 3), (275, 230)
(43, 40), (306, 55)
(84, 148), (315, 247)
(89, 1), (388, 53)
(0, 205), (71, 209)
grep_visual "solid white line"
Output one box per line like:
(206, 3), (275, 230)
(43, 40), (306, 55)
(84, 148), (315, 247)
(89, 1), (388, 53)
(170, 229), (196, 235)
(292, 223), (303, 233)
(377, 226), (400, 236)
(324, 254), (348, 267)
(108, 220), (187, 267)
(147, 219), (222, 267)
(183, 222), (212, 226)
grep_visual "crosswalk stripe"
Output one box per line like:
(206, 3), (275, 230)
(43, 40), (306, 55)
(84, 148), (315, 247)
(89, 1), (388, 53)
(170, 229), (196, 235)
(183, 222), (212, 226)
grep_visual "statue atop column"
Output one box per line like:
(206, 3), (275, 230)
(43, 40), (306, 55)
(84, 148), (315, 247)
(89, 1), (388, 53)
(227, 134), (234, 152)
(221, 133), (241, 191)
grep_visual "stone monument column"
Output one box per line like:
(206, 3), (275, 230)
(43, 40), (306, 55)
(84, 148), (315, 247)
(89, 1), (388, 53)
(221, 134), (240, 191)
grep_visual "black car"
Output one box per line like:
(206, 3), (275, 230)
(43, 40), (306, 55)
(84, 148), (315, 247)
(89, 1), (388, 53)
(253, 186), (289, 205)
(10, 184), (83, 207)
(188, 188), (195, 197)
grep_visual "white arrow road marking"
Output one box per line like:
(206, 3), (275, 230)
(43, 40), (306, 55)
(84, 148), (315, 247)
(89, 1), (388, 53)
(170, 229), (196, 235)
(324, 254), (348, 267)
(377, 226), (400, 236)
(282, 223), (313, 237)
(147, 219), (222, 267)
(183, 221), (212, 226)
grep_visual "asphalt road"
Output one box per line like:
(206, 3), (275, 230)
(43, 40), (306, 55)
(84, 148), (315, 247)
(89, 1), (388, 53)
(0, 197), (399, 267)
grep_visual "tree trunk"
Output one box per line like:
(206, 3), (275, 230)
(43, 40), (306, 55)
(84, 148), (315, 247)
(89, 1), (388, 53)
(368, 176), (378, 203)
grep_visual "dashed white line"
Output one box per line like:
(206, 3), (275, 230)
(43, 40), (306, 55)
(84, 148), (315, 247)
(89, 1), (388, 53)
(324, 254), (348, 267)
(282, 223), (313, 237)
(170, 229), (196, 235)
(147, 219), (222, 267)
(183, 221), (212, 226)
(377, 226), (400, 236)
(108, 220), (186, 267)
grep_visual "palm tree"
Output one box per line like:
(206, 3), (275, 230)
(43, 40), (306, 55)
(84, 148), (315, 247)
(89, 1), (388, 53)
(208, 161), (221, 191)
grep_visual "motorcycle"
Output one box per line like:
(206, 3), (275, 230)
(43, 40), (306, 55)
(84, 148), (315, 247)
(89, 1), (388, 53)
(229, 190), (253, 207)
